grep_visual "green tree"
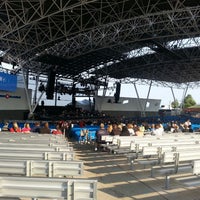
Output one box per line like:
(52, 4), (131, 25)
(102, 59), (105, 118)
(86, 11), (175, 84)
(171, 99), (179, 108)
(183, 94), (196, 108)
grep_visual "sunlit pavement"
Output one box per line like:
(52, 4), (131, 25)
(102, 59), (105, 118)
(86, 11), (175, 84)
(72, 142), (200, 200)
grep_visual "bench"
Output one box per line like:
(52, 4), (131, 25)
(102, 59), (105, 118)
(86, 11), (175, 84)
(0, 146), (73, 152)
(100, 135), (116, 147)
(0, 176), (97, 200)
(105, 137), (121, 152)
(0, 159), (83, 177)
(0, 138), (67, 144)
(106, 136), (141, 154)
(130, 141), (200, 168)
(113, 139), (134, 154)
(0, 151), (75, 161)
(140, 144), (200, 165)
(0, 133), (67, 144)
(0, 141), (69, 147)
(151, 150), (200, 189)
(176, 160), (200, 187)
(105, 134), (200, 155)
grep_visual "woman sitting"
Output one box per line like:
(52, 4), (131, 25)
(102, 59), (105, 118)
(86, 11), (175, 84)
(120, 125), (130, 136)
(52, 124), (63, 135)
(10, 122), (21, 133)
(21, 122), (31, 133)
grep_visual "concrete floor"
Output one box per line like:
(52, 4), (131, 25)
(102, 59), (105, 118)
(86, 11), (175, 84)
(73, 142), (200, 200)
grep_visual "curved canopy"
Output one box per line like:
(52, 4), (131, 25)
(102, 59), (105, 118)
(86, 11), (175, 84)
(0, 0), (200, 87)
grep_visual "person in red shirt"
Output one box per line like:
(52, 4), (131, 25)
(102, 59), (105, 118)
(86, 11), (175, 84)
(21, 122), (31, 133)
(9, 122), (21, 133)
(52, 124), (63, 135)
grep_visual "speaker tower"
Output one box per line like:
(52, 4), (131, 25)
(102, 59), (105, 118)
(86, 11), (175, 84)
(46, 69), (56, 99)
(114, 82), (121, 103)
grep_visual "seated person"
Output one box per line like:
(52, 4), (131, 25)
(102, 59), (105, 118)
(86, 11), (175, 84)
(1, 122), (9, 131)
(182, 119), (191, 132)
(21, 122), (31, 133)
(127, 123), (135, 136)
(134, 126), (144, 136)
(95, 123), (109, 151)
(120, 125), (130, 136)
(151, 124), (164, 136)
(39, 122), (51, 134)
(170, 121), (179, 133)
(31, 121), (41, 133)
(107, 124), (113, 135)
(110, 123), (122, 136)
(10, 122), (21, 133)
(52, 124), (63, 135)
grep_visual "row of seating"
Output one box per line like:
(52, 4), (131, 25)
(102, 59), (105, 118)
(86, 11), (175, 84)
(0, 159), (83, 177)
(120, 134), (200, 189)
(101, 133), (200, 155)
(176, 160), (200, 187)
(150, 150), (200, 189)
(101, 133), (200, 190)
(0, 132), (97, 199)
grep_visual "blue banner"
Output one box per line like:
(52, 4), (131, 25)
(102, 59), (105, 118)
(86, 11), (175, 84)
(0, 72), (17, 92)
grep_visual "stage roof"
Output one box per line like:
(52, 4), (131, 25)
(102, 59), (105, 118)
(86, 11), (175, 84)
(0, 0), (200, 87)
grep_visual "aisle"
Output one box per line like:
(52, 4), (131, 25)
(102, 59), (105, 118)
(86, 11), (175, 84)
(71, 142), (191, 200)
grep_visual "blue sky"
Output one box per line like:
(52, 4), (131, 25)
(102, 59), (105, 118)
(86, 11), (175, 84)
(99, 83), (200, 107)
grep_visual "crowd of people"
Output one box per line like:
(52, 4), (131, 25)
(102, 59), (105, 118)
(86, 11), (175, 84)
(164, 119), (193, 133)
(0, 117), (196, 151)
(93, 119), (195, 151)
(1, 121), (65, 135)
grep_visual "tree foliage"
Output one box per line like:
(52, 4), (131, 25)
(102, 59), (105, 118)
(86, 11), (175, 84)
(183, 94), (196, 108)
(171, 99), (179, 108)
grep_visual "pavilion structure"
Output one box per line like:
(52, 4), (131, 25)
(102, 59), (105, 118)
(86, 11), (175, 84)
(0, 0), (200, 117)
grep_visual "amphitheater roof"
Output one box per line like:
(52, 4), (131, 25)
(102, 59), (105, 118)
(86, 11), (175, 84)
(0, 0), (200, 87)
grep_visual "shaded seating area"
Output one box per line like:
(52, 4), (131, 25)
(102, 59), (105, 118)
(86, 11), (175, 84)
(0, 132), (97, 199)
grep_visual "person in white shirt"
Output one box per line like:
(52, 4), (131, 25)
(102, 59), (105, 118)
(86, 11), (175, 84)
(127, 123), (135, 136)
(183, 119), (191, 132)
(152, 124), (164, 136)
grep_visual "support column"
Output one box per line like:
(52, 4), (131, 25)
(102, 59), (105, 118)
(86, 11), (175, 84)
(55, 78), (58, 106)
(99, 79), (108, 112)
(72, 83), (76, 110)
(31, 91), (45, 114)
(170, 86), (178, 115)
(143, 80), (152, 116)
(170, 87), (176, 105)
(21, 67), (32, 114)
(102, 79), (108, 97)
(33, 75), (39, 106)
(180, 84), (189, 110)
(89, 96), (92, 112)
(133, 83), (144, 117)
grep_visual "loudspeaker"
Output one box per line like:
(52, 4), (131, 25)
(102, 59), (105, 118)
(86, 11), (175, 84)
(114, 82), (121, 103)
(46, 69), (56, 99)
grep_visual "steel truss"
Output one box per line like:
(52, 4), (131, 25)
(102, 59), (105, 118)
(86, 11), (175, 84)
(0, 0), (200, 89)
